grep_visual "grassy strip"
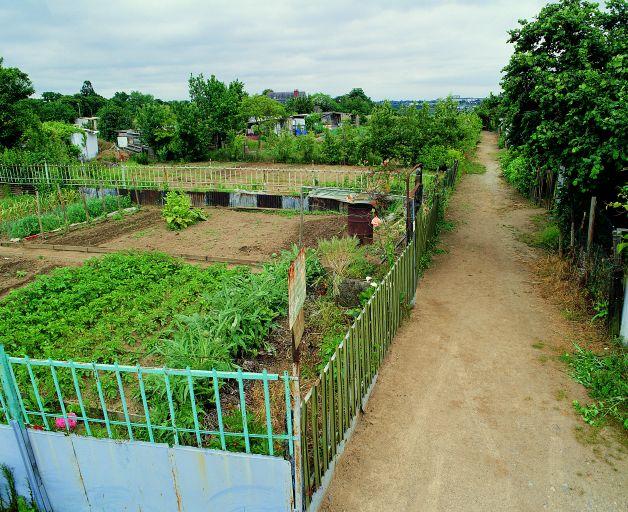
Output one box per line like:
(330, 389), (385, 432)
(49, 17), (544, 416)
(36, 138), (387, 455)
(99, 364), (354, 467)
(562, 345), (627, 429)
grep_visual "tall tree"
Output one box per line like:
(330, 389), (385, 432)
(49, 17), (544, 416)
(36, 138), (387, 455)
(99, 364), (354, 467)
(240, 94), (286, 149)
(0, 57), (37, 148)
(285, 95), (313, 114)
(188, 74), (246, 147)
(501, 0), (627, 205)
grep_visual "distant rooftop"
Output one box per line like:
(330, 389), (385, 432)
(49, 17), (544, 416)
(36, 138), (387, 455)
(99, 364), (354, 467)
(267, 90), (306, 104)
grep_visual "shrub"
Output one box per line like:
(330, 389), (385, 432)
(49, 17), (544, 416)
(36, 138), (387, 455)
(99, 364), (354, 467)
(162, 190), (207, 230)
(317, 237), (361, 296)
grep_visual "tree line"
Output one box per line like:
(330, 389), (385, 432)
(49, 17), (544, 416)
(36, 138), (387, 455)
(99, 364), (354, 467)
(477, 0), (626, 242)
(0, 58), (480, 169)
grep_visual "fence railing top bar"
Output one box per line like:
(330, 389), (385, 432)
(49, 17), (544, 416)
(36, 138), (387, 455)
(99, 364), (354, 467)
(7, 356), (292, 381)
(0, 163), (370, 174)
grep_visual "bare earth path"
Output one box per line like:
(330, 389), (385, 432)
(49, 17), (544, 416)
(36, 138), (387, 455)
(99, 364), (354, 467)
(321, 132), (626, 511)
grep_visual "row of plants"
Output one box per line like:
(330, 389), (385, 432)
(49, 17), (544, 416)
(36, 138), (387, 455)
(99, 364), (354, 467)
(0, 193), (132, 239)
(0, 187), (79, 222)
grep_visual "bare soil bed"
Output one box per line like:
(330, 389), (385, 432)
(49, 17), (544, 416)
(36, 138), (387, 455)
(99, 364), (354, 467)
(33, 207), (347, 263)
(0, 252), (61, 296)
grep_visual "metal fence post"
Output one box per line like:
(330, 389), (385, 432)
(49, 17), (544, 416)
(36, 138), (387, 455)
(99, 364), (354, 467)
(0, 345), (53, 512)
(291, 368), (303, 511)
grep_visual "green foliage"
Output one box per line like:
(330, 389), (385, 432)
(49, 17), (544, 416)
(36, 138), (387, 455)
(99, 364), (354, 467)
(336, 88), (374, 117)
(500, 0), (626, 231)
(0, 56), (36, 149)
(285, 95), (313, 114)
(500, 150), (535, 195)
(317, 237), (362, 296)
(475, 93), (501, 131)
(1, 194), (131, 239)
(161, 190), (207, 230)
(308, 298), (348, 367)
(0, 465), (38, 512)
(563, 345), (627, 429)
(136, 103), (176, 154)
(189, 74), (246, 148)
(96, 102), (132, 141)
(310, 93), (340, 112)
(0, 252), (235, 361)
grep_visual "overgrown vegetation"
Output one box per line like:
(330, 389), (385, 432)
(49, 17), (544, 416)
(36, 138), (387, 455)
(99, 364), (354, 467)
(161, 190), (207, 230)
(0, 465), (37, 512)
(563, 345), (627, 429)
(0, 193), (131, 239)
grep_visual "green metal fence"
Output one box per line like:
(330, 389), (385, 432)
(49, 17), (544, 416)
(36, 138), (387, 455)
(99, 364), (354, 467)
(0, 346), (297, 458)
(299, 164), (455, 508)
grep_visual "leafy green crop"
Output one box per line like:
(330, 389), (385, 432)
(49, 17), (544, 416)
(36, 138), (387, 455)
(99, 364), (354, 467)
(162, 190), (207, 230)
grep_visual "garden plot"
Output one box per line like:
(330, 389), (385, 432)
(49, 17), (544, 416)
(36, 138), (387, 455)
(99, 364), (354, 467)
(36, 206), (347, 263)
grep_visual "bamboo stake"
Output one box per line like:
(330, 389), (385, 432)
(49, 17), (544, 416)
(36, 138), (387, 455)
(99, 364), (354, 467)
(81, 190), (90, 223)
(100, 182), (106, 216)
(586, 196), (597, 255)
(35, 190), (44, 237)
(56, 184), (68, 231)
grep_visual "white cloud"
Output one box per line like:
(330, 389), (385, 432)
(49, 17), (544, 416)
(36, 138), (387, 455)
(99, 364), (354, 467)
(0, 0), (548, 100)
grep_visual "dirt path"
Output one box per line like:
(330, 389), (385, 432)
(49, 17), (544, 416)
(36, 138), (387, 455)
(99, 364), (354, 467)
(321, 132), (626, 511)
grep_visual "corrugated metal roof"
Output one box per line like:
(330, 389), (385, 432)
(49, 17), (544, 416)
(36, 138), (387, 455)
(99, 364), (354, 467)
(307, 188), (375, 205)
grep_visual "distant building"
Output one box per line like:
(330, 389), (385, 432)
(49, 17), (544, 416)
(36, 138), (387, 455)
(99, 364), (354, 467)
(72, 117), (99, 161)
(266, 90), (306, 104)
(246, 115), (308, 136)
(116, 129), (154, 157)
(320, 112), (352, 129)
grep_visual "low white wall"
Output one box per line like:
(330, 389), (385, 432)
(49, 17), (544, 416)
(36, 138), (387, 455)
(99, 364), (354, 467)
(0, 425), (293, 512)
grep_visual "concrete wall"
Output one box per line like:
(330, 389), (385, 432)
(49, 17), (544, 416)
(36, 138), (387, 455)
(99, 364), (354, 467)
(0, 425), (293, 512)
(70, 132), (99, 161)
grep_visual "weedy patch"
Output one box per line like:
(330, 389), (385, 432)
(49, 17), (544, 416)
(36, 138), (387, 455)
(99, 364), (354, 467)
(562, 345), (627, 430)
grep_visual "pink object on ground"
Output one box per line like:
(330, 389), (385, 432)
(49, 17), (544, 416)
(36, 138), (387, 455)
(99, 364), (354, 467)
(55, 413), (78, 430)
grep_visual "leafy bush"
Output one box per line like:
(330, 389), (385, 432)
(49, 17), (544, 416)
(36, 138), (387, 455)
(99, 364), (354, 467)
(317, 237), (362, 296)
(563, 345), (627, 429)
(308, 298), (348, 367)
(162, 190), (207, 230)
(500, 151), (535, 195)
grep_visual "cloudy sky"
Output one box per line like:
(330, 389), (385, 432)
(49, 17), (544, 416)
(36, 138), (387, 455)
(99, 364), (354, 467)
(0, 0), (548, 100)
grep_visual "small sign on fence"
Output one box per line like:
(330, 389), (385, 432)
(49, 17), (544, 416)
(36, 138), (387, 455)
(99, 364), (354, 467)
(288, 248), (306, 359)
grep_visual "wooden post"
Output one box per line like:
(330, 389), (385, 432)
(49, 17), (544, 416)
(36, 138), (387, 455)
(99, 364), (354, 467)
(56, 184), (68, 231)
(100, 182), (106, 216)
(586, 196), (597, 254)
(132, 177), (140, 207)
(34, 190), (44, 237)
(81, 190), (90, 223)
(116, 187), (122, 213)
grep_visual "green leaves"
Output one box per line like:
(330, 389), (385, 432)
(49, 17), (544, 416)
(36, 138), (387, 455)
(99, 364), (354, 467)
(564, 345), (627, 428)
(161, 190), (207, 230)
(500, 0), (626, 207)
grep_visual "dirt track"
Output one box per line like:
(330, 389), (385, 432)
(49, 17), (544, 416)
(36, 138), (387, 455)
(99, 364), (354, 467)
(321, 132), (627, 511)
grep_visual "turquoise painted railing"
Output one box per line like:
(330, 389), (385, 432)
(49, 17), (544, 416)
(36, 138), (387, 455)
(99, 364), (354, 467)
(0, 346), (297, 458)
